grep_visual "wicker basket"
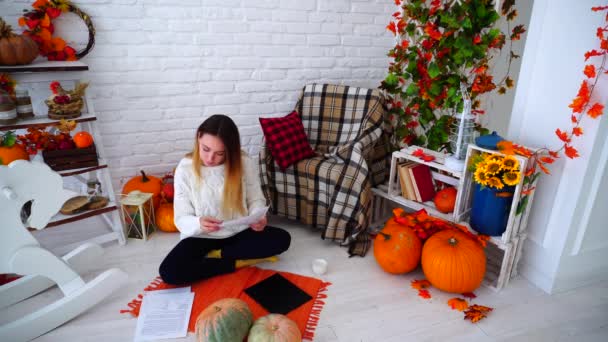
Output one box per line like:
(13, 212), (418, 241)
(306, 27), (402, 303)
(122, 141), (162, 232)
(45, 97), (84, 119)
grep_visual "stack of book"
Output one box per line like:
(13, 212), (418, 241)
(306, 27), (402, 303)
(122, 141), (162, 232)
(397, 162), (437, 202)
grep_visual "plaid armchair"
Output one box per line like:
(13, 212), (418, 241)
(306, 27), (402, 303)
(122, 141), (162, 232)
(259, 84), (390, 256)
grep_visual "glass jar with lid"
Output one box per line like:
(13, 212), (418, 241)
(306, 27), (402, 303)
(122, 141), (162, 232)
(0, 90), (17, 125)
(15, 87), (35, 119)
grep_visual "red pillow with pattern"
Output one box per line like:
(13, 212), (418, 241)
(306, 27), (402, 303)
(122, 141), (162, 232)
(259, 111), (316, 171)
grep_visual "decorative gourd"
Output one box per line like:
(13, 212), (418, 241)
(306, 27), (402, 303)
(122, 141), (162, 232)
(195, 298), (253, 342)
(248, 314), (302, 342)
(421, 229), (486, 293)
(155, 202), (178, 233)
(373, 217), (422, 274)
(0, 18), (38, 66)
(73, 131), (94, 148)
(433, 187), (457, 213)
(0, 144), (29, 166)
(122, 170), (162, 209)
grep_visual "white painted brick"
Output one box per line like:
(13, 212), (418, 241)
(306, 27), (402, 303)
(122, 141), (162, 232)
(322, 68), (352, 79)
(164, 95), (213, 108)
(121, 155), (162, 168)
(147, 33), (194, 45)
(319, 1), (350, 13)
(342, 35), (372, 46)
(116, 85), (159, 98)
(197, 34), (235, 45)
(243, 8), (274, 20)
(272, 10), (309, 22)
(239, 103), (276, 115)
(88, 5), (144, 18)
(265, 58), (304, 69)
(213, 70), (253, 81)
(89, 45), (128, 57)
(309, 12), (341, 23)
(308, 35), (340, 46)
(372, 36), (395, 47)
(253, 70), (287, 81)
(254, 46), (290, 57)
(227, 58), (265, 69)
(157, 0), (201, 6)
(168, 20), (206, 32)
(287, 69), (321, 79)
(250, 22), (285, 34)
(354, 25), (386, 36)
(285, 23), (320, 34)
(359, 47), (390, 57)
(304, 58), (336, 68)
(290, 47), (325, 57)
(342, 14), (375, 24)
(320, 23), (354, 34)
(141, 19), (170, 31)
(128, 46), (171, 57)
(95, 18), (142, 31)
(330, 46), (347, 57)
(199, 82), (235, 94)
(338, 58), (371, 68)
(249, 92), (286, 103)
(271, 34), (306, 45)
(274, 101), (297, 112)
(241, 0), (279, 9)
(164, 107), (206, 119)
(163, 58), (205, 70)
(271, 80), (305, 91)
(122, 109), (163, 121)
(160, 84), (199, 96)
(234, 33), (273, 45)
(236, 82), (274, 93)
(279, 0), (316, 10)
(351, 3), (388, 14)
(214, 94), (250, 105)
(203, 105), (241, 116)
(209, 22), (249, 33)
(145, 7), (199, 19)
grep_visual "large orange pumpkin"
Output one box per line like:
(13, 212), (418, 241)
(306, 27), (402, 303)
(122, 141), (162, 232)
(0, 18), (38, 66)
(195, 298), (253, 342)
(155, 202), (178, 232)
(434, 187), (457, 213)
(248, 314), (301, 342)
(373, 217), (422, 274)
(421, 229), (486, 293)
(122, 170), (163, 209)
(0, 144), (29, 165)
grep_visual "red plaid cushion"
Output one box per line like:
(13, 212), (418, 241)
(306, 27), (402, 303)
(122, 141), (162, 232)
(259, 111), (316, 171)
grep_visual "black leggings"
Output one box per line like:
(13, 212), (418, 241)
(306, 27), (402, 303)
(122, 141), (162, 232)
(159, 226), (291, 285)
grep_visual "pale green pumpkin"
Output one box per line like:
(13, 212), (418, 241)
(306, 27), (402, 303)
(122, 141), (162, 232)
(195, 298), (253, 342)
(248, 314), (302, 342)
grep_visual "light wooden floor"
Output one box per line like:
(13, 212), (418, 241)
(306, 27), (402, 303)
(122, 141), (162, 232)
(5, 216), (608, 342)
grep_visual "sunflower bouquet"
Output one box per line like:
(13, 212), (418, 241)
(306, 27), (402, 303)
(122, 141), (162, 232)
(468, 153), (521, 190)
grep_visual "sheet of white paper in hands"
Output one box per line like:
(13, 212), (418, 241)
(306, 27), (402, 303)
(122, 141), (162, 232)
(221, 206), (269, 231)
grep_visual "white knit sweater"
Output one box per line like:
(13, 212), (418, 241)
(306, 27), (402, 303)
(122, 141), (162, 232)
(173, 154), (267, 240)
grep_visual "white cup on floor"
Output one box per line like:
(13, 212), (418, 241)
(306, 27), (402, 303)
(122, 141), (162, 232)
(312, 258), (328, 275)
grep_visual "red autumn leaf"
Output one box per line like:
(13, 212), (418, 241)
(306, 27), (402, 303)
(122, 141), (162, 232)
(412, 148), (425, 157)
(401, 40), (409, 49)
(565, 145), (580, 159)
(464, 304), (493, 323)
(411, 279), (431, 290)
(591, 5), (608, 11)
(418, 289), (432, 299)
(522, 187), (536, 195)
(537, 160), (551, 174)
(572, 127), (584, 136)
(571, 114), (578, 123)
(392, 11), (401, 18)
(524, 166), (535, 177)
(473, 34), (482, 44)
(394, 0), (401, 5)
(549, 150), (560, 158)
(424, 22), (443, 40)
(587, 103), (604, 118)
(601, 39), (608, 50)
(510, 24), (526, 41)
(577, 80), (590, 98)
(555, 128), (571, 143)
(421, 155), (436, 162)
(597, 27), (606, 40)
(448, 298), (469, 311)
(584, 49), (604, 61)
(584, 65), (596, 78)
(540, 157), (555, 164)
(461, 292), (477, 299)
(430, 0), (441, 15)
(406, 121), (419, 128)
(387, 22), (397, 35)
(474, 65), (488, 75)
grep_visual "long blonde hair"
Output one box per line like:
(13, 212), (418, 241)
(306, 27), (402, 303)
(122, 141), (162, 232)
(187, 114), (245, 217)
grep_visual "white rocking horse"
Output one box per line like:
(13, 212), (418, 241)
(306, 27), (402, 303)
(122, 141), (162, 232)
(0, 160), (127, 341)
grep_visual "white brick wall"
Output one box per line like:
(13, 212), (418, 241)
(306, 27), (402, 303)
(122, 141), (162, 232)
(1, 0), (393, 185)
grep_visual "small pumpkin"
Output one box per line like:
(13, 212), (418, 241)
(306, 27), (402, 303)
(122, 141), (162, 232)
(195, 298), (253, 342)
(0, 132), (29, 165)
(0, 18), (38, 66)
(434, 187), (457, 213)
(421, 229), (486, 293)
(373, 217), (422, 274)
(248, 314), (302, 342)
(73, 131), (94, 148)
(122, 170), (163, 209)
(155, 202), (178, 233)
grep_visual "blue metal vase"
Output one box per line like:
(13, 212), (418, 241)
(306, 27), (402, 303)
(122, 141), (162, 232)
(470, 183), (515, 236)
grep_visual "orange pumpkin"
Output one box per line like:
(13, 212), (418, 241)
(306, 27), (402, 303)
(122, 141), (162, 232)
(434, 187), (457, 213)
(195, 298), (253, 342)
(248, 314), (301, 342)
(155, 202), (178, 232)
(0, 18), (38, 66)
(73, 131), (94, 148)
(421, 229), (486, 293)
(122, 170), (163, 209)
(373, 217), (422, 274)
(0, 144), (29, 165)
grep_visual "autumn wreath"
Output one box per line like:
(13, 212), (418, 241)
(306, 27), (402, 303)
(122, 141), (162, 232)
(18, 0), (95, 61)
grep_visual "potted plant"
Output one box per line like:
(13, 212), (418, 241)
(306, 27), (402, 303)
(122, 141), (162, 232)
(381, 0), (525, 152)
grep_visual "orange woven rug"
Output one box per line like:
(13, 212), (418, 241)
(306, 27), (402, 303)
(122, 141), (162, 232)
(120, 266), (331, 340)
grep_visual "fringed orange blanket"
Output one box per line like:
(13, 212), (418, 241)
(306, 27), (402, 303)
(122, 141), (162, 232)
(120, 266), (331, 341)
